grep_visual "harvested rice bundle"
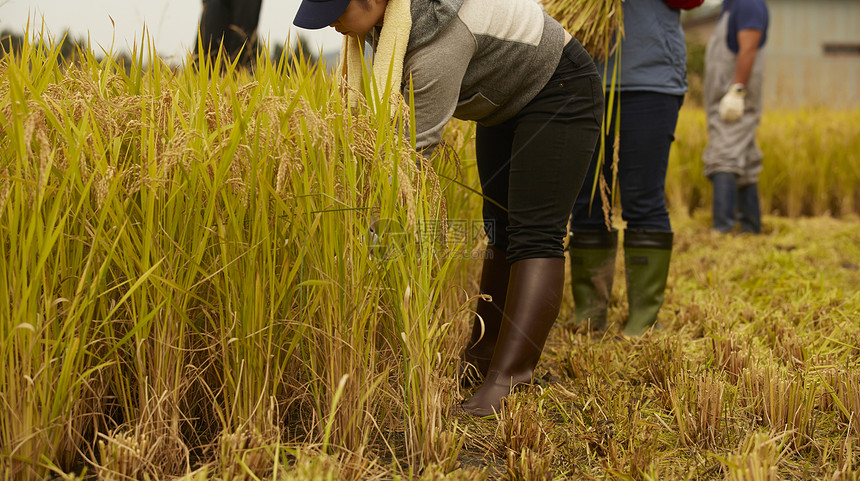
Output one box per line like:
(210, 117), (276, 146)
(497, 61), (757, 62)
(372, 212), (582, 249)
(541, 0), (625, 60)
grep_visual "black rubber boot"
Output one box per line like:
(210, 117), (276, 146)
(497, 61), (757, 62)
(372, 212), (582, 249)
(568, 229), (618, 333)
(622, 230), (673, 337)
(460, 245), (509, 387)
(460, 257), (564, 417)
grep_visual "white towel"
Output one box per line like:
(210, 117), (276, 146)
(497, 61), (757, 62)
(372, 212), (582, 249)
(336, 0), (412, 114)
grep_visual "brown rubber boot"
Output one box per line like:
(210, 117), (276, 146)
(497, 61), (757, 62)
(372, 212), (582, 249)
(461, 245), (509, 387)
(460, 257), (565, 417)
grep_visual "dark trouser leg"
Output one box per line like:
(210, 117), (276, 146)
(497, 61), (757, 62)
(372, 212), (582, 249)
(611, 93), (679, 336)
(613, 92), (679, 233)
(737, 182), (762, 233)
(568, 126), (617, 333)
(710, 172), (737, 233)
(462, 39), (603, 416)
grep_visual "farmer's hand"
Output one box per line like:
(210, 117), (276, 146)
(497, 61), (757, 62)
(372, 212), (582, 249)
(719, 84), (746, 122)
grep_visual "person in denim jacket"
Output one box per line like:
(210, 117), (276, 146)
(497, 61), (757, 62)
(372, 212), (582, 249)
(567, 0), (703, 337)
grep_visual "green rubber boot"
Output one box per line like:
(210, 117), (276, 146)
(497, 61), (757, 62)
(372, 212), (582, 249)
(568, 229), (618, 332)
(622, 230), (673, 337)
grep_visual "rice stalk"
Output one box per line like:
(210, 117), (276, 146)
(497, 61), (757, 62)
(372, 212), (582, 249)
(638, 337), (684, 392)
(666, 369), (727, 448)
(738, 364), (818, 451)
(0, 31), (474, 477)
(215, 428), (278, 481)
(721, 431), (789, 481)
(712, 334), (752, 384)
(820, 369), (860, 438)
(505, 447), (554, 481)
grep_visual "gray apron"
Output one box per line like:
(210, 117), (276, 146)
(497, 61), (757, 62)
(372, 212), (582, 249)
(702, 11), (766, 186)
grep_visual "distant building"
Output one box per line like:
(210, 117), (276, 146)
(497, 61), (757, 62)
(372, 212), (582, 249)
(766, 0), (860, 108)
(683, 0), (860, 108)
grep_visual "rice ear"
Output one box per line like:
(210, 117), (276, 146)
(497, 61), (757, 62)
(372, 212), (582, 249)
(541, 0), (625, 60)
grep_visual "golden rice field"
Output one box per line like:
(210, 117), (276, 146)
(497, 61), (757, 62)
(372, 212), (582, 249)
(667, 108), (860, 219)
(1, 39), (859, 480)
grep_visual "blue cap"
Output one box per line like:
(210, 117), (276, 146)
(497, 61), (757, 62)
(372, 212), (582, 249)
(293, 0), (352, 30)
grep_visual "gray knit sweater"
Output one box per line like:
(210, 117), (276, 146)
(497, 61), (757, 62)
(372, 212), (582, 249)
(376, 0), (565, 154)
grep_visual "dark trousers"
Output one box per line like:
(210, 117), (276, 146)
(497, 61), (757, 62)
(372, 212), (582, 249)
(196, 0), (263, 66)
(476, 40), (604, 264)
(570, 91), (683, 232)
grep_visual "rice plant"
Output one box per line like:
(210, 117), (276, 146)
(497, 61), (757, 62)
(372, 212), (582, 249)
(2, 27), (859, 481)
(0, 32), (473, 479)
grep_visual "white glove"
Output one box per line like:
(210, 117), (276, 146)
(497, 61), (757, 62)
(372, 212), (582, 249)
(719, 83), (746, 122)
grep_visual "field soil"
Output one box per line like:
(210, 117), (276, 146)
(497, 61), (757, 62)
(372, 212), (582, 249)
(451, 214), (860, 480)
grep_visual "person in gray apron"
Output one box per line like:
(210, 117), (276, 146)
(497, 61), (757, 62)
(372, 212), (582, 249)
(703, 0), (769, 233)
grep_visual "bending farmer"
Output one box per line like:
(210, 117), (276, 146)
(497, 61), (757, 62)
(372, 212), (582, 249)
(293, 0), (603, 416)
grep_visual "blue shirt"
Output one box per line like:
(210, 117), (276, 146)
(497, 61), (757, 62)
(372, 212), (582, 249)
(598, 0), (688, 95)
(723, 0), (769, 53)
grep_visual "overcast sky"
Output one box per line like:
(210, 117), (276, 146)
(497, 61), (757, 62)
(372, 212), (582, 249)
(1, 0), (725, 62)
(0, 0), (344, 62)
